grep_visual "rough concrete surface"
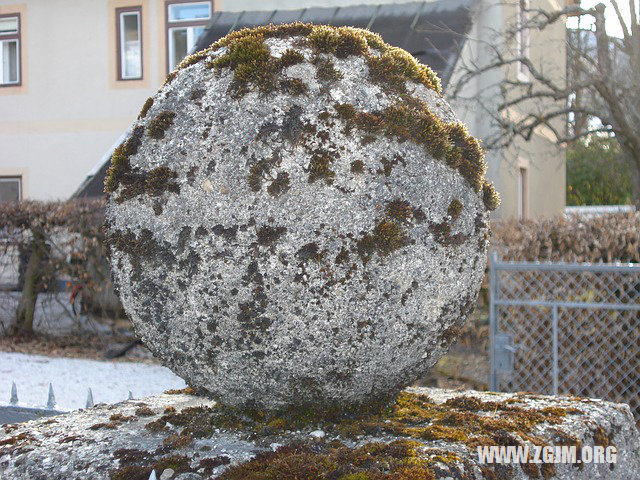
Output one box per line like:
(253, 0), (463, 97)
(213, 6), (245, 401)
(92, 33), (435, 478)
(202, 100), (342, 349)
(1, 388), (638, 479)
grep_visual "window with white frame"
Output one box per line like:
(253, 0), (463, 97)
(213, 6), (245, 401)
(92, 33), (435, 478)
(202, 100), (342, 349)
(0, 14), (20, 86)
(117, 7), (142, 80)
(167, 1), (212, 72)
(516, 0), (530, 80)
(0, 177), (21, 202)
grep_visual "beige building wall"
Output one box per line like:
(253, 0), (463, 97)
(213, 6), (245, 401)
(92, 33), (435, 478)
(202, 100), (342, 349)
(500, 0), (567, 219)
(0, 0), (197, 200)
(1, 0), (566, 213)
(450, 0), (567, 219)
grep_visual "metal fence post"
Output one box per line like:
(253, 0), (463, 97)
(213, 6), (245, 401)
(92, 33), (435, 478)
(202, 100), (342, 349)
(489, 252), (498, 391)
(552, 305), (559, 395)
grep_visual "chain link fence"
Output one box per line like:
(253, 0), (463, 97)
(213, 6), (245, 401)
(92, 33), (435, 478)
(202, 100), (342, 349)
(489, 253), (640, 420)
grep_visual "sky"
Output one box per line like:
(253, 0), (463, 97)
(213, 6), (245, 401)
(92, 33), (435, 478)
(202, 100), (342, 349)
(566, 0), (638, 38)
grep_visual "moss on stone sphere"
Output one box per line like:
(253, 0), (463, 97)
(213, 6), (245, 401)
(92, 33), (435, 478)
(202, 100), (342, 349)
(105, 23), (498, 411)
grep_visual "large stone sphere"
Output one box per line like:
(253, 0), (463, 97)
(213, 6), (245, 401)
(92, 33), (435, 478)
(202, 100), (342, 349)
(105, 23), (499, 411)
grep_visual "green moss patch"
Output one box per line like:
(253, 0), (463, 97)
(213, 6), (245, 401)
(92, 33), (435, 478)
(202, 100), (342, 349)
(386, 199), (414, 222)
(357, 220), (409, 262)
(334, 100), (490, 198)
(201, 23), (441, 100)
(129, 391), (582, 479)
(147, 111), (176, 140)
(367, 47), (440, 94)
(447, 199), (463, 220)
(137, 97), (154, 120)
(151, 22), (499, 210)
(217, 439), (459, 480)
(482, 182), (500, 211)
(110, 448), (198, 480)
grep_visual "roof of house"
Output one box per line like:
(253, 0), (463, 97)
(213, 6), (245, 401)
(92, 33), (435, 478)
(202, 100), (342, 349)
(73, 0), (477, 198)
(195, 0), (477, 87)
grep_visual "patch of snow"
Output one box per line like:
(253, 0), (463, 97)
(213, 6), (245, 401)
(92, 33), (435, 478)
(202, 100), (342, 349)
(0, 352), (185, 410)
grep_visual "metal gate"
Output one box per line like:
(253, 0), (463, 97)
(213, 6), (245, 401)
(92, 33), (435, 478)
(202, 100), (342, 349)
(489, 253), (640, 418)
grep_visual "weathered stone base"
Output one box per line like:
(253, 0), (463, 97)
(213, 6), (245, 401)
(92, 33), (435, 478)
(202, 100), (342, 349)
(1, 387), (638, 479)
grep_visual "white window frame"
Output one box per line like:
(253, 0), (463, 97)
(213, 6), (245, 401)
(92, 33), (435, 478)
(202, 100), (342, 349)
(516, 0), (530, 82)
(166, 1), (211, 72)
(0, 176), (22, 202)
(0, 14), (20, 86)
(168, 1), (211, 23)
(117, 8), (142, 80)
(168, 26), (205, 70)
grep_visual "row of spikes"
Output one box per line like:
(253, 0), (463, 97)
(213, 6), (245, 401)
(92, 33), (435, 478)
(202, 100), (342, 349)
(8, 381), (134, 409)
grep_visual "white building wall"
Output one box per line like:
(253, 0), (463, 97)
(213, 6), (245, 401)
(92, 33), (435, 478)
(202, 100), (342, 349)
(0, 0), (166, 200)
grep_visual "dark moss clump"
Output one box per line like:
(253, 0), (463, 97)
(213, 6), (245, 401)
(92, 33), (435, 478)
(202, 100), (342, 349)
(138, 97), (154, 120)
(313, 57), (344, 82)
(279, 48), (305, 67)
(107, 228), (176, 272)
(145, 167), (179, 196)
(162, 433), (193, 449)
(199, 456), (232, 476)
(447, 199), (464, 220)
(256, 225), (287, 246)
(266, 172), (291, 196)
(147, 111), (176, 139)
(135, 406), (156, 417)
(217, 439), (449, 480)
(208, 33), (300, 98)
(279, 78), (308, 96)
(89, 422), (117, 430)
(350, 160), (365, 174)
(429, 221), (469, 247)
(296, 242), (323, 262)
(308, 151), (336, 184)
(386, 199), (413, 222)
(110, 449), (196, 480)
(104, 126), (144, 194)
(591, 425), (612, 448)
(357, 220), (408, 262)
(110, 164), (180, 204)
(164, 387), (196, 395)
(367, 47), (440, 94)
(483, 181), (500, 211)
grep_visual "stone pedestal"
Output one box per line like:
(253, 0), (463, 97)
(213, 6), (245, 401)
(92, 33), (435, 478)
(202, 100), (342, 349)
(1, 387), (638, 479)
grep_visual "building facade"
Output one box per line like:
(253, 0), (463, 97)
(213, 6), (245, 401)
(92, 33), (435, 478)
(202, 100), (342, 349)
(0, 0), (216, 201)
(0, 0), (567, 219)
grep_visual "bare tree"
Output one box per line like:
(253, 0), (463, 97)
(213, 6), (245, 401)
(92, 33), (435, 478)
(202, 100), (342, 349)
(451, 1), (640, 203)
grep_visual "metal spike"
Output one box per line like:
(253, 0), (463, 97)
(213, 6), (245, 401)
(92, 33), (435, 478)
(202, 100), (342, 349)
(148, 470), (157, 480)
(127, 391), (133, 400)
(10, 382), (18, 405)
(86, 388), (94, 408)
(47, 383), (56, 409)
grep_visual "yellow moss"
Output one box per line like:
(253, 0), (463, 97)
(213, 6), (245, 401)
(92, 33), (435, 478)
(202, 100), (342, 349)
(447, 199), (463, 220)
(482, 181), (501, 211)
(334, 100), (488, 196)
(279, 48), (305, 67)
(138, 97), (154, 120)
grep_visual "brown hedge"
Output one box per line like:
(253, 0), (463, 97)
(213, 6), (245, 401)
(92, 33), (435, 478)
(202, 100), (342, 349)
(491, 212), (640, 263)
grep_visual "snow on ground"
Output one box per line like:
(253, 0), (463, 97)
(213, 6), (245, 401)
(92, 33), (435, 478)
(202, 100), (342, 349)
(0, 352), (186, 410)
